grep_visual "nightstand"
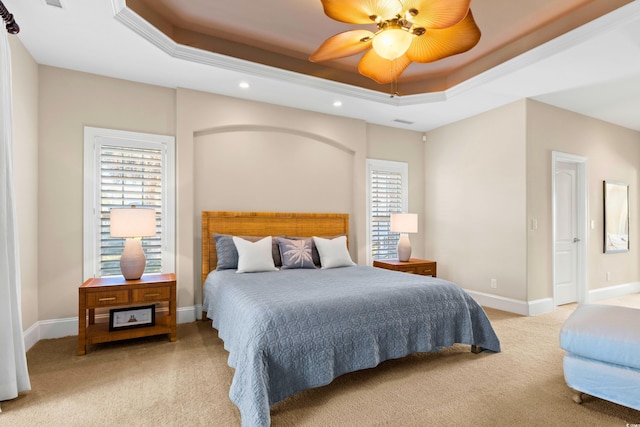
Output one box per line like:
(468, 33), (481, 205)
(78, 273), (176, 355)
(373, 258), (437, 277)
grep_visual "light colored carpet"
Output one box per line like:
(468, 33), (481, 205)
(2, 295), (640, 426)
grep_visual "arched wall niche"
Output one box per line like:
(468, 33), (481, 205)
(176, 88), (368, 311)
(194, 124), (355, 214)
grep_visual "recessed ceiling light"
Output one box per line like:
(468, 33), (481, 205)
(333, 100), (342, 107)
(238, 81), (250, 89)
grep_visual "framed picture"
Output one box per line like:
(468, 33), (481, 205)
(109, 305), (155, 331)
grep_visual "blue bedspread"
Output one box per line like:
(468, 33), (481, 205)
(203, 265), (500, 426)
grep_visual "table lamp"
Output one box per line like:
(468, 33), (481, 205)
(390, 213), (418, 262)
(110, 206), (156, 280)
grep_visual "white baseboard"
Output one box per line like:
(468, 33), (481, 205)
(177, 305), (197, 324)
(23, 320), (42, 352)
(195, 304), (203, 320)
(23, 305), (198, 352)
(464, 290), (554, 316)
(587, 281), (640, 302)
(467, 282), (640, 317)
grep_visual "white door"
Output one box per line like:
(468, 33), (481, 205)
(554, 161), (579, 305)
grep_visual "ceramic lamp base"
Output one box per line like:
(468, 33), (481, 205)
(120, 237), (146, 280)
(397, 233), (412, 262)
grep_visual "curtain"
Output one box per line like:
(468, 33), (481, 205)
(0, 29), (31, 407)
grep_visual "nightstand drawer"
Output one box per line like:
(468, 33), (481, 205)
(415, 265), (435, 276)
(132, 286), (170, 302)
(395, 265), (418, 274)
(87, 290), (130, 307)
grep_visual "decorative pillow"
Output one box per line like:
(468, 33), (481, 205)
(312, 235), (355, 269)
(232, 236), (279, 273)
(276, 237), (316, 269)
(214, 234), (282, 270)
(285, 236), (321, 266)
(214, 234), (238, 270)
(285, 234), (344, 266)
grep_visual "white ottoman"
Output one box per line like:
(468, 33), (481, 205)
(560, 304), (640, 409)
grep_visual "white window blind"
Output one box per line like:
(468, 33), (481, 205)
(84, 127), (175, 280)
(99, 145), (163, 276)
(366, 159), (408, 263)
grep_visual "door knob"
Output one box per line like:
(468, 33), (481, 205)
(573, 237), (581, 243)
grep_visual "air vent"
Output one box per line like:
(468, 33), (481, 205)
(393, 119), (414, 125)
(44, 0), (63, 8)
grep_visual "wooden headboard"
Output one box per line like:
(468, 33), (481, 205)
(201, 211), (350, 284)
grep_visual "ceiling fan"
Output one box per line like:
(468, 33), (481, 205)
(309, 0), (481, 85)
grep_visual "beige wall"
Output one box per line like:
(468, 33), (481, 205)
(9, 36), (39, 330)
(38, 66), (176, 319)
(425, 98), (640, 305)
(19, 68), (424, 322)
(425, 101), (528, 300)
(366, 124), (426, 259)
(526, 99), (640, 300)
(194, 131), (355, 213)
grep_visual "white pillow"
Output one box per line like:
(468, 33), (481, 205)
(312, 236), (355, 269)
(232, 236), (279, 273)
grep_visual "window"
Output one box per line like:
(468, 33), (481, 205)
(83, 127), (175, 279)
(366, 159), (408, 264)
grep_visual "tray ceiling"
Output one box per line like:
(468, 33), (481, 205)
(128, 0), (631, 95)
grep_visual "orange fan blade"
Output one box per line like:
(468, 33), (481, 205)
(401, 0), (471, 29)
(310, 30), (374, 62)
(406, 10), (480, 63)
(320, 0), (402, 24)
(358, 49), (412, 84)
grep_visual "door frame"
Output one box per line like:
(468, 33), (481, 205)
(551, 151), (589, 306)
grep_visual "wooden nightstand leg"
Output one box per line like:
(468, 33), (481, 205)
(169, 283), (177, 342)
(78, 291), (87, 356)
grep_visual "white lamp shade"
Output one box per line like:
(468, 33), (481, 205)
(110, 207), (156, 238)
(390, 213), (418, 233)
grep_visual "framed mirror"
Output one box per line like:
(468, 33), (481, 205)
(604, 181), (629, 253)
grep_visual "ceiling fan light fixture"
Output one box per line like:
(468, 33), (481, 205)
(312, 0), (481, 85)
(372, 28), (412, 60)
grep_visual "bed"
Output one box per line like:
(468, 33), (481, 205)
(201, 211), (501, 427)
